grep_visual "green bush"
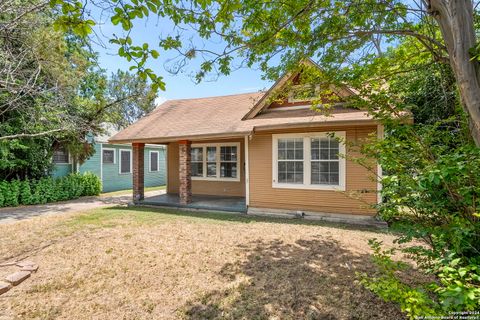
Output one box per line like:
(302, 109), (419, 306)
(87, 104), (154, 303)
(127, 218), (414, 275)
(0, 172), (101, 207)
(80, 172), (102, 196)
(19, 180), (33, 205)
(356, 116), (480, 318)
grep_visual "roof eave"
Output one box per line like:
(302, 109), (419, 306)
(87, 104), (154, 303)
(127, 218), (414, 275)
(252, 119), (380, 132)
(108, 131), (253, 145)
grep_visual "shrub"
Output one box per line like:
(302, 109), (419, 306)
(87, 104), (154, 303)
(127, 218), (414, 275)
(80, 172), (101, 196)
(19, 179), (33, 205)
(356, 116), (480, 318)
(0, 172), (102, 207)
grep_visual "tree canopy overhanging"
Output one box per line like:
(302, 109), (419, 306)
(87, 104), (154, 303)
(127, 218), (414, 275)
(47, 0), (480, 144)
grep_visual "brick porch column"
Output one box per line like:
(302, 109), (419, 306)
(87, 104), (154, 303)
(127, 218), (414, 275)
(132, 143), (145, 203)
(178, 140), (192, 205)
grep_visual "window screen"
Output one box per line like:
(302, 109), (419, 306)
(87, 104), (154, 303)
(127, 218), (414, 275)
(120, 150), (131, 174)
(103, 149), (114, 164)
(150, 152), (158, 172)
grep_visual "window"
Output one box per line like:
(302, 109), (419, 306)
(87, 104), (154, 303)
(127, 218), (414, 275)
(277, 138), (303, 184)
(220, 146), (238, 178)
(206, 147), (217, 177)
(191, 147), (203, 177)
(53, 147), (69, 164)
(102, 149), (115, 164)
(190, 143), (240, 181)
(273, 132), (345, 190)
(311, 137), (339, 185)
(119, 149), (132, 174)
(150, 151), (159, 172)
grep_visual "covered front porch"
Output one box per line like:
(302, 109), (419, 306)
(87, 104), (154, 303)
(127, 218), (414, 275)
(141, 193), (246, 213)
(130, 136), (248, 214)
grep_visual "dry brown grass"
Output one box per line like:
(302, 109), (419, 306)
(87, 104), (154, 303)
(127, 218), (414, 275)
(0, 206), (407, 319)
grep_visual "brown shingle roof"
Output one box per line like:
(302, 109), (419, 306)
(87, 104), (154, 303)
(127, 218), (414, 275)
(109, 92), (376, 143)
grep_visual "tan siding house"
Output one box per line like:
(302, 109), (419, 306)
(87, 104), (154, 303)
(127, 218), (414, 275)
(110, 61), (399, 224)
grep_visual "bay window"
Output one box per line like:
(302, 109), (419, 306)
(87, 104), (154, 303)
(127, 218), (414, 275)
(190, 143), (240, 181)
(273, 132), (345, 190)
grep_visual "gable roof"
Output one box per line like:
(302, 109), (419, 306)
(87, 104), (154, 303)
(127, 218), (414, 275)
(108, 91), (375, 144)
(242, 59), (356, 120)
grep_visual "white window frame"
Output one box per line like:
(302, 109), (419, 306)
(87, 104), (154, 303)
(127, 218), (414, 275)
(272, 132), (346, 191)
(288, 84), (321, 103)
(149, 150), (160, 172)
(191, 142), (241, 182)
(119, 149), (132, 174)
(102, 148), (116, 164)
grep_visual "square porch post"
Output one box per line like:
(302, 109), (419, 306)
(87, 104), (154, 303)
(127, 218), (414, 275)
(178, 140), (192, 204)
(132, 142), (145, 203)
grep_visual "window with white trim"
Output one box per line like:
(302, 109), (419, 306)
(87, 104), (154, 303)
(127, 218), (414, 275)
(191, 147), (203, 177)
(190, 143), (240, 181)
(220, 146), (238, 178)
(273, 132), (345, 190)
(277, 138), (304, 184)
(150, 151), (159, 172)
(119, 149), (131, 174)
(102, 149), (115, 164)
(311, 137), (340, 185)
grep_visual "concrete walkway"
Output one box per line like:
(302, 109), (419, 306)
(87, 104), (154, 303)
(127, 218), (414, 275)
(0, 190), (166, 224)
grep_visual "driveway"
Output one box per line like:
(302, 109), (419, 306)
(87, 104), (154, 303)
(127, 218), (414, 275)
(0, 189), (165, 224)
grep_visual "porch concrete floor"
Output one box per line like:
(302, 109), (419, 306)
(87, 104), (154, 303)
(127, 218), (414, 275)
(140, 193), (247, 213)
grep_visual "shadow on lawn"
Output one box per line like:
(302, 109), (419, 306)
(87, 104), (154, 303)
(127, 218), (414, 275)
(181, 237), (405, 320)
(104, 205), (387, 233)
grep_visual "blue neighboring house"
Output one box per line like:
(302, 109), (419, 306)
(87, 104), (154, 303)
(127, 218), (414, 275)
(52, 124), (166, 192)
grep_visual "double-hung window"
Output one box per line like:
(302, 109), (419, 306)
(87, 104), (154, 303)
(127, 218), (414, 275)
(190, 143), (240, 181)
(119, 149), (132, 174)
(150, 151), (159, 172)
(273, 132), (345, 190)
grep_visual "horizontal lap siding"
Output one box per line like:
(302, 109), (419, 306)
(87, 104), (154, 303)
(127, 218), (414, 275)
(81, 144), (166, 193)
(249, 125), (378, 216)
(167, 139), (245, 197)
(79, 143), (102, 178)
(52, 164), (73, 178)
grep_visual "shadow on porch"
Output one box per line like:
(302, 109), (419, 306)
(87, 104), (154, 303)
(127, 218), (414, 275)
(140, 193), (247, 213)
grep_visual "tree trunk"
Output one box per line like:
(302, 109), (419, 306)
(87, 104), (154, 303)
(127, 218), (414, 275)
(428, 0), (480, 145)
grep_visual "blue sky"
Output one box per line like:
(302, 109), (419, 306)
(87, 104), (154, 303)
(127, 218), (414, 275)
(90, 11), (273, 103)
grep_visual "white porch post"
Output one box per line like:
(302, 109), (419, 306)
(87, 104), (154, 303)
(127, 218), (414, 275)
(244, 135), (250, 207)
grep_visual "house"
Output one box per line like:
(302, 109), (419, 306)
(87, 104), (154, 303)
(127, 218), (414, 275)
(52, 124), (166, 193)
(109, 61), (392, 223)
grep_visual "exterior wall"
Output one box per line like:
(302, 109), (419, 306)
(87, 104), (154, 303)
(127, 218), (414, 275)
(79, 143), (102, 178)
(52, 163), (73, 178)
(167, 138), (245, 197)
(78, 143), (166, 193)
(248, 125), (378, 216)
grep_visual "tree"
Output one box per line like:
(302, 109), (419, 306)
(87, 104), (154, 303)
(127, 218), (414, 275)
(51, 0), (480, 144)
(105, 70), (156, 129)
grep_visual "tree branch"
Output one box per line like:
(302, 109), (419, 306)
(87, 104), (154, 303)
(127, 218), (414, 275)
(0, 129), (65, 141)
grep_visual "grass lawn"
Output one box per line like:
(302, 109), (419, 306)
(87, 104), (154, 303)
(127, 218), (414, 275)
(0, 206), (408, 319)
(100, 185), (166, 197)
